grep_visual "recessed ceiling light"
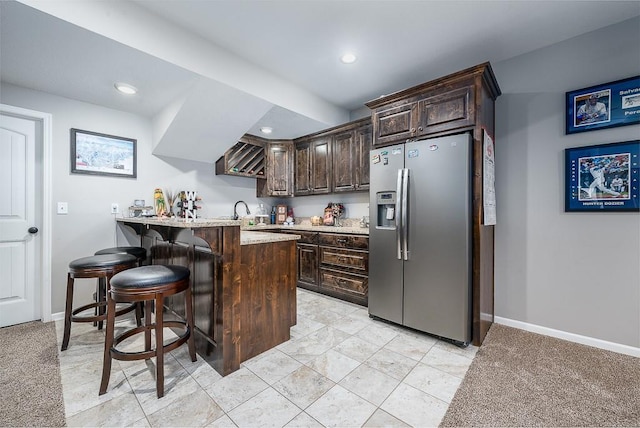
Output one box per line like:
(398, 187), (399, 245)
(340, 53), (357, 64)
(114, 82), (137, 95)
(260, 127), (273, 134)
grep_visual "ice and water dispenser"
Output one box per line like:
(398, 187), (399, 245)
(375, 191), (396, 228)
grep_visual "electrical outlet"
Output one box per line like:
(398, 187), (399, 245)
(111, 203), (119, 214)
(57, 202), (68, 215)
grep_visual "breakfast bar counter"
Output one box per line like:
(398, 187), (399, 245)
(116, 217), (299, 376)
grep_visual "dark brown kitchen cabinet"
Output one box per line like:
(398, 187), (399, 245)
(332, 130), (356, 192)
(354, 122), (371, 191)
(294, 136), (331, 196)
(369, 79), (476, 147)
(257, 140), (294, 197)
(318, 233), (368, 306)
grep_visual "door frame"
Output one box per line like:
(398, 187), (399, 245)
(1, 104), (52, 322)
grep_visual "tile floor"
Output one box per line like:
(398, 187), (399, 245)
(56, 288), (478, 427)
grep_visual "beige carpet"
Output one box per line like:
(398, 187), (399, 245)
(440, 324), (640, 427)
(0, 320), (66, 427)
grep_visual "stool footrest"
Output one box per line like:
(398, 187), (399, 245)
(111, 321), (191, 362)
(71, 301), (137, 323)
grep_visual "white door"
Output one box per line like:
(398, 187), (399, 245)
(0, 113), (39, 326)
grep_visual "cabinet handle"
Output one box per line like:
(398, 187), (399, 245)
(410, 128), (416, 133)
(418, 126), (423, 131)
(336, 239), (347, 244)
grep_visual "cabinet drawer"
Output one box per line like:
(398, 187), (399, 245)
(319, 247), (368, 271)
(318, 233), (368, 249)
(279, 230), (318, 244)
(319, 268), (368, 299)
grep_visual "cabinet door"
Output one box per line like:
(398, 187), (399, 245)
(294, 142), (311, 195)
(417, 85), (474, 136)
(332, 131), (355, 192)
(310, 136), (331, 194)
(297, 243), (318, 287)
(372, 102), (418, 147)
(354, 124), (371, 191)
(266, 142), (293, 196)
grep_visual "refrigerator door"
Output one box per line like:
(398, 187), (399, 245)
(403, 133), (471, 343)
(368, 144), (405, 324)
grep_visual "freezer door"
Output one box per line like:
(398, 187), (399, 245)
(368, 144), (405, 324)
(403, 134), (472, 343)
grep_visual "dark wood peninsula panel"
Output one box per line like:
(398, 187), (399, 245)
(366, 62), (501, 347)
(117, 218), (297, 376)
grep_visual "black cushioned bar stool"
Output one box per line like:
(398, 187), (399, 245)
(100, 265), (196, 398)
(61, 253), (139, 351)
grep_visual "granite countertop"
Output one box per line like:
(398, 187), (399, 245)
(242, 224), (369, 235)
(117, 217), (242, 228)
(240, 231), (301, 245)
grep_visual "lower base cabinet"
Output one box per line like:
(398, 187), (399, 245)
(280, 230), (369, 306)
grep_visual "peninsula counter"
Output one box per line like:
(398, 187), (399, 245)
(116, 217), (299, 376)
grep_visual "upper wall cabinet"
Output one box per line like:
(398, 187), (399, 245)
(366, 65), (499, 148)
(257, 140), (294, 197)
(294, 135), (332, 196)
(332, 119), (371, 192)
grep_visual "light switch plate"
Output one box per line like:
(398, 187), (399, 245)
(57, 202), (68, 215)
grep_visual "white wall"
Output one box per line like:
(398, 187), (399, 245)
(493, 17), (640, 348)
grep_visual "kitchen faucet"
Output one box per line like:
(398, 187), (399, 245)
(233, 200), (251, 220)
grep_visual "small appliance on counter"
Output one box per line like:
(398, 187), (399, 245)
(129, 200), (154, 217)
(255, 203), (269, 226)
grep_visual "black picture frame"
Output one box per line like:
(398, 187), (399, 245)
(70, 128), (137, 178)
(566, 76), (640, 134)
(565, 140), (639, 212)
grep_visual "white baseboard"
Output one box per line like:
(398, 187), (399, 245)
(494, 316), (640, 358)
(51, 311), (64, 322)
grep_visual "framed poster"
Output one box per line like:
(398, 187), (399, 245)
(566, 76), (640, 134)
(70, 128), (137, 178)
(565, 140), (639, 212)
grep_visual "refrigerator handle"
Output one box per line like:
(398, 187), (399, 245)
(396, 169), (403, 260)
(402, 168), (409, 261)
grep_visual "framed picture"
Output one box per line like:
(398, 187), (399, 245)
(566, 76), (640, 134)
(565, 140), (639, 212)
(70, 128), (137, 178)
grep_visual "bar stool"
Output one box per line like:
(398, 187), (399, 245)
(61, 253), (139, 351)
(99, 265), (196, 398)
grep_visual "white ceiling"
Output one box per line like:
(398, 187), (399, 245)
(2, 0), (639, 160)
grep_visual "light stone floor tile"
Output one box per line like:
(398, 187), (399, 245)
(243, 348), (303, 385)
(62, 368), (131, 417)
(204, 367), (269, 412)
(327, 315), (369, 335)
(306, 385), (377, 428)
(421, 345), (474, 378)
(65, 391), (146, 427)
(60, 289), (476, 428)
(332, 336), (382, 362)
(338, 364), (401, 406)
(362, 409), (411, 428)
(355, 322), (399, 347)
(380, 383), (449, 427)
(272, 366), (335, 409)
(383, 331), (437, 361)
(364, 348), (419, 381)
(206, 414), (238, 427)
(307, 349), (360, 383)
(227, 387), (302, 428)
(290, 315), (325, 337)
(146, 388), (224, 427)
(403, 362), (463, 403)
(284, 411), (324, 428)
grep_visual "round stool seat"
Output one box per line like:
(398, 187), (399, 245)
(69, 253), (137, 270)
(95, 246), (147, 262)
(111, 265), (189, 289)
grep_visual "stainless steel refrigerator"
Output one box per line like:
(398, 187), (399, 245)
(368, 133), (471, 344)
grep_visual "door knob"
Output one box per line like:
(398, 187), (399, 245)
(28, 227), (39, 234)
